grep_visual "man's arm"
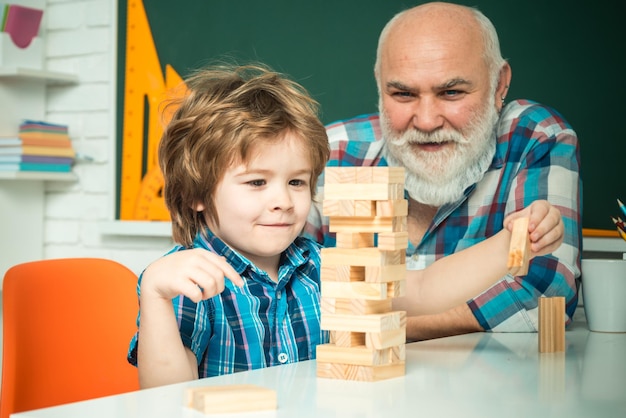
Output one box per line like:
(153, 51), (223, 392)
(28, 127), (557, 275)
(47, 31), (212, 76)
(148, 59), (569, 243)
(405, 304), (483, 342)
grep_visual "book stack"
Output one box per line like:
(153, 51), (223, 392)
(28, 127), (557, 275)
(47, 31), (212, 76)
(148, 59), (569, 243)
(0, 120), (75, 173)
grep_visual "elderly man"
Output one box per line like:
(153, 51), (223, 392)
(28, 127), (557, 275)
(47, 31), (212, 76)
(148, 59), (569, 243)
(305, 2), (581, 341)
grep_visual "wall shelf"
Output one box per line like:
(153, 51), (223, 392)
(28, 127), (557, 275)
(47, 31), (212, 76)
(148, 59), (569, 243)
(0, 67), (79, 286)
(0, 67), (79, 85)
(0, 171), (77, 181)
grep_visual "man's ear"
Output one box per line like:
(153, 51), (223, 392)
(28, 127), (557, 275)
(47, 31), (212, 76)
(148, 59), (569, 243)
(496, 62), (512, 112)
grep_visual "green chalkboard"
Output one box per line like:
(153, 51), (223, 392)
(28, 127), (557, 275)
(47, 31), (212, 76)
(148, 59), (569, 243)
(117, 0), (626, 231)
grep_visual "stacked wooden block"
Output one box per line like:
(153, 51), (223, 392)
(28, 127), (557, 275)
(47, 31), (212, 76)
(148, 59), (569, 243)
(316, 167), (408, 381)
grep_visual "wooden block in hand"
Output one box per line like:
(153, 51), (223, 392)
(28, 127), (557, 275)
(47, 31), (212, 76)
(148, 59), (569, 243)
(186, 384), (277, 414)
(507, 217), (530, 276)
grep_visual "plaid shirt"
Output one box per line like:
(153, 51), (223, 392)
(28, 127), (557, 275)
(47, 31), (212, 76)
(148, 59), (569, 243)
(304, 99), (582, 331)
(128, 231), (327, 377)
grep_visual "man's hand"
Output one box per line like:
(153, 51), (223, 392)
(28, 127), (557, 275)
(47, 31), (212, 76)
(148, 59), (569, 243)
(504, 200), (564, 257)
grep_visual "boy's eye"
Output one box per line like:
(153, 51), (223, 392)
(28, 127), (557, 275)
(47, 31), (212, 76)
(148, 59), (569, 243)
(248, 179), (266, 187)
(290, 179), (306, 186)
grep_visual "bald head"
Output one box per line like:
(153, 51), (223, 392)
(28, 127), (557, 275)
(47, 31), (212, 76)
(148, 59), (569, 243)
(375, 2), (505, 88)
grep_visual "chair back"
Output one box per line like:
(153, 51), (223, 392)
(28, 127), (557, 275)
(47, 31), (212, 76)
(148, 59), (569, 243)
(1, 258), (140, 418)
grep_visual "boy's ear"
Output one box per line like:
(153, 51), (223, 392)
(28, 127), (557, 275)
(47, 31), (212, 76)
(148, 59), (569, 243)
(193, 202), (205, 211)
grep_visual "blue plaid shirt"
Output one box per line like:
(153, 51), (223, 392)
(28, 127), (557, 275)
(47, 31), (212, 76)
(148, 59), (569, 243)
(304, 99), (582, 331)
(128, 231), (327, 377)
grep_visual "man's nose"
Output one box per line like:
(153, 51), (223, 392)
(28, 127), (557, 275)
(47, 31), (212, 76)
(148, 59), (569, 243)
(411, 97), (444, 132)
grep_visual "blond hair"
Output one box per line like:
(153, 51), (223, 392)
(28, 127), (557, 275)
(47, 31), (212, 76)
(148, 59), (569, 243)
(159, 63), (330, 246)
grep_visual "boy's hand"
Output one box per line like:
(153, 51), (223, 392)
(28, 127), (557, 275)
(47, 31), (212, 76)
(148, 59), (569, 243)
(504, 200), (564, 257)
(141, 249), (244, 303)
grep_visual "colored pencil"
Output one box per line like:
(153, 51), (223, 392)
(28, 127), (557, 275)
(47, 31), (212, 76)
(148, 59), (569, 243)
(611, 216), (626, 234)
(618, 199), (626, 219)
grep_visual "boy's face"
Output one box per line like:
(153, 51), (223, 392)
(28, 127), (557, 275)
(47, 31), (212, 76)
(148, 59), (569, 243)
(207, 133), (312, 272)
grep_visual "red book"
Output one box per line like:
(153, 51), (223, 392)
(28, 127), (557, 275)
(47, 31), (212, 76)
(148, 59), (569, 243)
(3, 4), (43, 48)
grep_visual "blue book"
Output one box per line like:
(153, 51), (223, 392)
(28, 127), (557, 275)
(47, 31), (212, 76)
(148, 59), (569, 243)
(0, 162), (72, 172)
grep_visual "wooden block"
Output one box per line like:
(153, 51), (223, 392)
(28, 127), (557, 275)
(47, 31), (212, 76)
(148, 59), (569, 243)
(354, 200), (377, 216)
(365, 264), (406, 283)
(317, 360), (405, 381)
(325, 167), (357, 184)
(375, 199), (408, 217)
(366, 328), (406, 349)
(507, 217), (530, 276)
(377, 231), (409, 251)
(336, 232), (375, 249)
(186, 385), (277, 414)
(322, 199), (355, 216)
(386, 279), (405, 298)
(321, 247), (405, 267)
(371, 167), (405, 184)
(538, 296), (565, 353)
(355, 167), (373, 183)
(321, 200), (376, 217)
(321, 265), (365, 282)
(322, 281), (389, 300)
(329, 216), (406, 233)
(316, 343), (405, 366)
(332, 330), (365, 347)
(324, 183), (404, 201)
(321, 311), (406, 333)
(322, 297), (392, 315)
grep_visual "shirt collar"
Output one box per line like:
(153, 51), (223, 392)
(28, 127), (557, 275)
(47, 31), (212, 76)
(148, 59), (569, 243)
(193, 229), (312, 279)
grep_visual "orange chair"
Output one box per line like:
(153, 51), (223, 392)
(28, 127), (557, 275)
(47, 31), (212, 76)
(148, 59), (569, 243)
(1, 258), (140, 418)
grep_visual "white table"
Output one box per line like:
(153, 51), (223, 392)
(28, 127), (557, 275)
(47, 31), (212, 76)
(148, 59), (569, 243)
(13, 309), (626, 418)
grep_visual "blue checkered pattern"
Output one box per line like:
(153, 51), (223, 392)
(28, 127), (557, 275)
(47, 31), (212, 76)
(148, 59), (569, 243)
(304, 99), (582, 331)
(128, 231), (327, 377)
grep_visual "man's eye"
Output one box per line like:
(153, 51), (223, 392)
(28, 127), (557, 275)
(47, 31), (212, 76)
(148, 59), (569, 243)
(442, 89), (462, 97)
(392, 91), (412, 97)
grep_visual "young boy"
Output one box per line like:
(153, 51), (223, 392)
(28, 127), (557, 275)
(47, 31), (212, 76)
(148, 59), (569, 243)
(127, 63), (331, 388)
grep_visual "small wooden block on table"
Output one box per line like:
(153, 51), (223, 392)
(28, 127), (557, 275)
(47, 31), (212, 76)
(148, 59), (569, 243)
(538, 296), (565, 353)
(186, 384), (277, 414)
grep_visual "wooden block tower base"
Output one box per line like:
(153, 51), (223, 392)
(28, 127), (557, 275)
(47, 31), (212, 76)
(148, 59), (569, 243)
(317, 167), (407, 381)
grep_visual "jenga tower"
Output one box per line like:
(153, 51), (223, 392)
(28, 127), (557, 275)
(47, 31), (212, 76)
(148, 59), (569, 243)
(316, 167), (408, 381)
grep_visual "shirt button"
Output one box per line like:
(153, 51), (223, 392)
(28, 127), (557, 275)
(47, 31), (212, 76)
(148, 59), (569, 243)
(278, 353), (288, 363)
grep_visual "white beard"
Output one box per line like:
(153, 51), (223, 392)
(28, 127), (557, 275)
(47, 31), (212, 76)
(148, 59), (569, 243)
(381, 99), (498, 206)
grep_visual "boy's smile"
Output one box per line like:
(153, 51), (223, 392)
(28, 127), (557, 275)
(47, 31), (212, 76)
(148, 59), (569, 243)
(206, 132), (313, 279)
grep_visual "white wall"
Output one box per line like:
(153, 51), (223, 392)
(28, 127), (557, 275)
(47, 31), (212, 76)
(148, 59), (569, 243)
(40, 0), (172, 275)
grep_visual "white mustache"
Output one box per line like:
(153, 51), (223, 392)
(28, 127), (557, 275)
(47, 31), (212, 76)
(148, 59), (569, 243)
(393, 128), (471, 146)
